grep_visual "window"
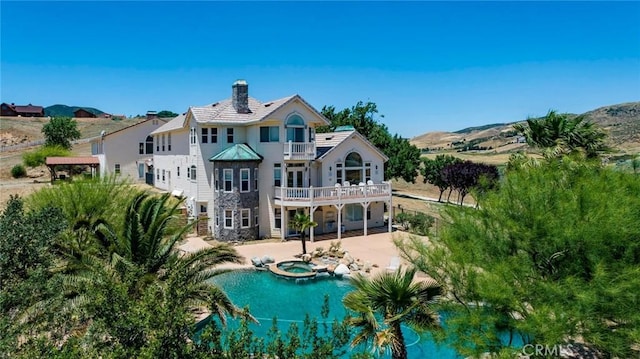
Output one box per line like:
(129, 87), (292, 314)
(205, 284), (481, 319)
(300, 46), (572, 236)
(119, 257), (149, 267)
(254, 207), (259, 227)
(365, 162), (371, 182)
(162, 134), (166, 151)
(367, 206), (371, 220)
(190, 127), (196, 144)
(167, 133), (171, 151)
(156, 136), (160, 151)
(187, 166), (190, 179)
(156, 169), (160, 180)
(345, 152), (363, 183)
(285, 114), (305, 142)
(200, 205), (207, 214)
(115, 164), (121, 174)
(177, 166), (180, 178)
(211, 128), (218, 143)
(336, 163), (343, 184)
(215, 213), (219, 227)
(201, 128), (209, 143)
(162, 169), (165, 181)
(214, 169), (219, 190)
(241, 209), (250, 228)
(240, 169), (250, 192)
(227, 128), (234, 143)
(190, 165), (197, 180)
(260, 126), (280, 142)
(224, 210), (233, 229)
(274, 163), (282, 187)
(274, 208), (281, 229)
(139, 142), (144, 154)
(145, 136), (153, 154)
(346, 204), (363, 221)
(254, 168), (258, 191)
(224, 169), (233, 192)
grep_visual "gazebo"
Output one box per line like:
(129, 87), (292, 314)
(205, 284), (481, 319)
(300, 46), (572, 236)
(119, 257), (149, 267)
(44, 156), (100, 183)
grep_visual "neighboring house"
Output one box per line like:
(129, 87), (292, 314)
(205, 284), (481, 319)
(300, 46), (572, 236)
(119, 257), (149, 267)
(74, 108), (97, 118)
(151, 80), (392, 241)
(91, 118), (168, 181)
(1, 103), (45, 117)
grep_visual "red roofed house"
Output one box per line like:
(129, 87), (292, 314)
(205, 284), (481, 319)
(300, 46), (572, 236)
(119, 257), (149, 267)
(1, 103), (45, 117)
(74, 108), (97, 118)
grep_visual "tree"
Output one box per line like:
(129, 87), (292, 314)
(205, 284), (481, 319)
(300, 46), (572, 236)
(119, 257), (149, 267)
(42, 116), (81, 150)
(319, 101), (421, 183)
(420, 154), (462, 201)
(397, 158), (640, 357)
(513, 110), (609, 158)
(289, 211), (317, 254)
(343, 267), (441, 359)
(440, 161), (499, 205)
(157, 110), (179, 118)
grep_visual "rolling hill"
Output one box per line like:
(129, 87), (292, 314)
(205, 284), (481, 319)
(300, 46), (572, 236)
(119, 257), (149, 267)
(411, 102), (640, 155)
(44, 104), (105, 117)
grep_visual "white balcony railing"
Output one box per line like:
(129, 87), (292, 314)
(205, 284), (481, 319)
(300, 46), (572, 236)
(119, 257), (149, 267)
(283, 141), (316, 160)
(273, 182), (392, 205)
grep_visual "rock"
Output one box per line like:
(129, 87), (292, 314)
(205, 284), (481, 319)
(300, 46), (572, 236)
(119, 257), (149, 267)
(334, 263), (350, 276)
(363, 261), (372, 273)
(301, 253), (312, 263)
(327, 264), (336, 274)
(349, 263), (359, 271)
(343, 252), (355, 264)
(261, 255), (275, 264)
(251, 257), (263, 267)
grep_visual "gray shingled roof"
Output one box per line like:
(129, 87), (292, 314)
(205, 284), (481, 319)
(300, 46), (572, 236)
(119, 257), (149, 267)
(151, 114), (186, 135)
(315, 130), (388, 161)
(191, 95), (293, 124)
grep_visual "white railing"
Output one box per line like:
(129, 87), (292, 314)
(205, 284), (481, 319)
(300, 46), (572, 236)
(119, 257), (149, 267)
(283, 141), (316, 160)
(273, 182), (392, 203)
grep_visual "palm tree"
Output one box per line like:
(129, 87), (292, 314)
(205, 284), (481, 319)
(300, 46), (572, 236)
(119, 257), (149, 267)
(289, 211), (318, 254)
(513, 110), (608, 158)
(343, 267), (441, 359)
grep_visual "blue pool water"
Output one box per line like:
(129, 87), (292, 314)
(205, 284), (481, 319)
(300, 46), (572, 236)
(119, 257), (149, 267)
(208, 270), (461, 358)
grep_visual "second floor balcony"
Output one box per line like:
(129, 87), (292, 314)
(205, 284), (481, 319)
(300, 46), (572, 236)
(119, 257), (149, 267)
(283, 141), (316, 161)
(273, 182), (392, 207)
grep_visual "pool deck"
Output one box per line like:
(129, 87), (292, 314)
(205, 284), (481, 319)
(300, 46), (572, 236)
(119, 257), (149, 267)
(178, 229), (426, 277)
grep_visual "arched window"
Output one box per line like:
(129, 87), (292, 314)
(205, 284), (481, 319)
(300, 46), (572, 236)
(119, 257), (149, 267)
(145, 136), (154, 154)
(343, 151), (364, 184)
(285, 114), (305, 142)
(190, 165), (197, 181)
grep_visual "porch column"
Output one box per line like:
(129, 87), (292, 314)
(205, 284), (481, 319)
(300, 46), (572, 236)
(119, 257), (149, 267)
(310, 205), (317, 242)
(361, 202), (370, 237)
(334, 203), (344, 240)
(387, 198), (393, 233)
(280, 203), (285, 241)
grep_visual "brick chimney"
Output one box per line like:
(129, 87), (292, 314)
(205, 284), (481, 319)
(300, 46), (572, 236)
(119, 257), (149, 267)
(232, 80), (250, 114)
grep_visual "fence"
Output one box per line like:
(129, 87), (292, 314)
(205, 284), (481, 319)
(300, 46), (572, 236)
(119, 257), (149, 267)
(390, 205), (442, 237)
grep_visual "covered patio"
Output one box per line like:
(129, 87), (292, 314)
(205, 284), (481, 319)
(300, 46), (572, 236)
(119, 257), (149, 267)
(45, 156), (100, 183)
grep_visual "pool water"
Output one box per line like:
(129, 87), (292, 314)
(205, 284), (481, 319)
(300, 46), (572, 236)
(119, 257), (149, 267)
(208, 270), (460, 358)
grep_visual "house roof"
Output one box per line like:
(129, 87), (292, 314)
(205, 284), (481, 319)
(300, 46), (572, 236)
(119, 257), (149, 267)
(93, 118), (167, 141)
(150, 114), (186, 135)
(209, 144), (263, 162)
(45, 156), (100, 166)
(315, 130), (388, 162)
(189, 94), (329, 126)
(3, 103), (44, 114)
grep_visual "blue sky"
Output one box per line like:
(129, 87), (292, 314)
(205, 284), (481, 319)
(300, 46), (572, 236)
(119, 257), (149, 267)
(2, 1), (639, 137)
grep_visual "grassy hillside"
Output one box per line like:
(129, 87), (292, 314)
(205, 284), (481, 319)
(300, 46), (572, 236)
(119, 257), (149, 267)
(45, 104), (105, 117)
(411, 102), (640, 156)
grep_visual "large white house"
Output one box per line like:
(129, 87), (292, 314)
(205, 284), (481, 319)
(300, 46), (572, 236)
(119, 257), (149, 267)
(91, 119), (167, 181)
(151, 80), (393, 241)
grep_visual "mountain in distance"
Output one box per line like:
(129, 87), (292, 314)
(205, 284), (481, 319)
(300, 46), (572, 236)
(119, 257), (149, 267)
(411, 102), (640, 154)
(44, 104), (105, 117)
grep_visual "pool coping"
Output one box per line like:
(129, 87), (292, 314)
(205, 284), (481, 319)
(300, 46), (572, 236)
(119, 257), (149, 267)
(267, 259), (319, 279)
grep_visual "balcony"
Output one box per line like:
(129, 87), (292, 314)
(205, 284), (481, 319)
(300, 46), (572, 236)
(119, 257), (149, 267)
(283, 141), (316, 161)
(273, 182), (392, 207)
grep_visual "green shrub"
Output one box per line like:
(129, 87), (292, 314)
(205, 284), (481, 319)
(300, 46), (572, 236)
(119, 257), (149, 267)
(11, 164), (27, 178)
(22, 145), (70, 168)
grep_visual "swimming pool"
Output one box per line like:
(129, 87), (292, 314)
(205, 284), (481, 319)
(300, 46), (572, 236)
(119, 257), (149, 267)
(208, 270), (460, 358)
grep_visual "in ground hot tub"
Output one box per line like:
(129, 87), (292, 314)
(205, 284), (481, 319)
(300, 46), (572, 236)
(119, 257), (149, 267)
(268, 260), (317, 279)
